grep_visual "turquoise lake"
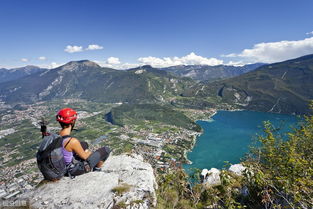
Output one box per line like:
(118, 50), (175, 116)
(183, 110), (299, 173)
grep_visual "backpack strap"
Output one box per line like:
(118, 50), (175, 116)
(61, 135), (72, 148)
(64, 137), (72, 148)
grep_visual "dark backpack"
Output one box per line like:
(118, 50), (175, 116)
(36, 134), (69, 180)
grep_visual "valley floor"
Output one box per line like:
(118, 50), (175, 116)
(0, 99), (219, 201)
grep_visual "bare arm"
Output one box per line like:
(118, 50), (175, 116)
(67, 138), (92, 160)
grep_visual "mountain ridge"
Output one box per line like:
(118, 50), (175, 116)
(183, 54), (313, 114)
(1, 55), (313, 114)
(161, 63), (265, 82)
(0, 65), (46, 84)
(0, 61), (195, 105)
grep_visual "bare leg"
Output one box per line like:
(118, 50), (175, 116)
(96, 161), (104, 168)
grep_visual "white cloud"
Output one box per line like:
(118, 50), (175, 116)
(86, 44), (103, 51)
(223, 37), (313, 63)
(225, 61), (246, 67)
(21, 58), (28, 62)
(96, 59), (138, 70)
(37, 62), (63, 69)
(38, 56), (46, 60)
(64, 44), (103, 53)
(119, 63), (140, 69)
(138, 52), (223, 68)
(95, 53), (223, 70)
(106, 57), (121, 65)
(306, 31), (313, 36)
(64, 45), (83, 53)
(49, 62), (62, 69)
(111, 63), (139, 69)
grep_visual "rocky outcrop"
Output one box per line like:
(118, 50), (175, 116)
(202, 168), (221, 186)
(23, 154), (157, 209)
(229, 164), (246, 176)
(200, 168), (209, 182)
(201, 164), (247, 187)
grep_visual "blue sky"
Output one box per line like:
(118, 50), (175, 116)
(1, 0), (313, 69)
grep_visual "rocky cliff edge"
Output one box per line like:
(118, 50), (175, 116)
(23, 154), (157, 209)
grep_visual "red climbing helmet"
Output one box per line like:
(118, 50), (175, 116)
(56, 108), (77, 124)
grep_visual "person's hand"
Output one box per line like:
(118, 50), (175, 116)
(85, 149), (92, 155)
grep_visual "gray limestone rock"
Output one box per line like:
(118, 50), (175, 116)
(23, 154), (157, 209)
(203, 168), (221, 186)
(228, 164), (246, 176)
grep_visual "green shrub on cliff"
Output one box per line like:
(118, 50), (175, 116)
(156, 103), (313, 208)
(243, 103), (313, 208)
(156, 168), (244, 209)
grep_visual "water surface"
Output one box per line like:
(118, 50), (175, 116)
(184, 110), (299, 173)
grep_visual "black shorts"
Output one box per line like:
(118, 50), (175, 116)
(66, 141), (111, 177)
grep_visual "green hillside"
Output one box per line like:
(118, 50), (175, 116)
(184, 54), (313, 114)
(105, 103), (201, 131)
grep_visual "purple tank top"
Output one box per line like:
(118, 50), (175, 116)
(62, 137), (73, 165)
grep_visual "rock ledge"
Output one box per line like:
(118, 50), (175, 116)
(23, 154), (157, 209)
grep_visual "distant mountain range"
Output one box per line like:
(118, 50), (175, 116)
(0, 66), (46, 83)
(1, 55), (312, 114)
(183, 54), (313, 114)
(0, 63), (263, 85)
(0, 61), (194, 104)
(161, 63), (265, 82)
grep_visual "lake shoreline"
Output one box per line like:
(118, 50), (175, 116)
(183, 110), (299, 173)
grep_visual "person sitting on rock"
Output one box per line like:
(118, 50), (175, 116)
(56, 108), (111, 177)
